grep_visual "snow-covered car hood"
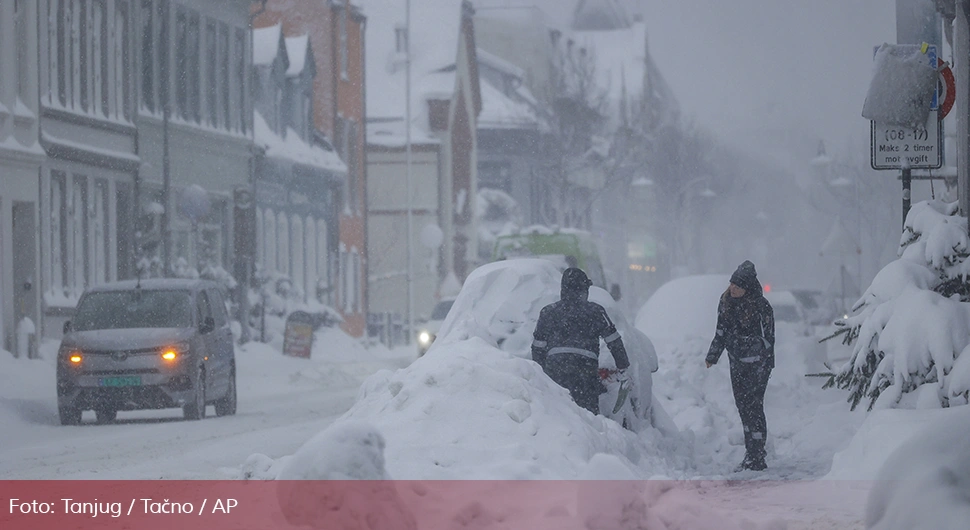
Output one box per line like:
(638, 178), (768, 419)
(62, 327), (197, 351)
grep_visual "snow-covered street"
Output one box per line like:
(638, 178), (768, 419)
(0, 334), (413, 480)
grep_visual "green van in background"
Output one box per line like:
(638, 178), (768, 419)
(491, 229), (621, 300)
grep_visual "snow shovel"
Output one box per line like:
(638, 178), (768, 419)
(612, 378), (633, 415)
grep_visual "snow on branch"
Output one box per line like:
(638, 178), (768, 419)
(834, 200), (970, 410)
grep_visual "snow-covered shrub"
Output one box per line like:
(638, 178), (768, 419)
(249, 265), (342, 344)
(833, 200), (970, 410)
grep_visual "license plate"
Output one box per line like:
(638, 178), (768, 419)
(99, 376), (141, 387)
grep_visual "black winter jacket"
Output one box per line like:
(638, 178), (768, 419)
(531, 290), (630, 371)
(706, 288), (775, 369)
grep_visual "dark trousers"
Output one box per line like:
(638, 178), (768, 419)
(544, 355), (603, 414)
(729, 360), (771, 461)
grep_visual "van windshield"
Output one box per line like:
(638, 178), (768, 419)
(72, 290), (194, 331)
(773, 305), (801, 323)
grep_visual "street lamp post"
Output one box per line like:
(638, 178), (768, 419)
(676, 177), (716, 275)
(405, 0), (414, 345)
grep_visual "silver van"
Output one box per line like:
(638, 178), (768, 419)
(56, 279), (236, 425)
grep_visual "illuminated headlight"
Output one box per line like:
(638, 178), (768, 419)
(59, 345), (83, 364)
(418, 331), (432, 345)
(161, 341), (190, 361)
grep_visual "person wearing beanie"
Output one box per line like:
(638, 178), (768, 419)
(532, 268), (630, 415)
(706, 260), (775, 472)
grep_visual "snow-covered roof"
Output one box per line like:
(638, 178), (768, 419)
(357, 0), (467, 133)
(285, 35), (310, 77)
(254, 112), (347, 173)
(573, 21), (679, 124)
(571, 0), (633, 31)
(477, 48), (525, 79)
(477, 78), (539, 129)
(253, 24), (283, 67)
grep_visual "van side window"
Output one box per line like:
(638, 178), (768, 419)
(208, 289), (229, 328)
(197, 291), (213, 328)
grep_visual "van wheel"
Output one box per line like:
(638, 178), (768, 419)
(59, 406), (81, 426)
(214, 368), (236, 417)
(95, 407), (117, 424)
(183, 367), (206, 421)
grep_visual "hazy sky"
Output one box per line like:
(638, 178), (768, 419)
(639, 0), (899, 159)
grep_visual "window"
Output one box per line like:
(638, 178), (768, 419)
(15, 0), (28, 100)
(93, 180), (109, 284)
(316, 219), (329, 303)
(235, 28), (247, 133)
(56, 0), (67, 105)
(339, 8), (348, 79)
(116, 182), (133, 280)
(50, 172), (67, 297)
(79, 0), (88, 110)
(347, 120), (358, 211)
(196, 291), (212, 328)
(277, 212), (289, 276)
(341, 250), (350, 312)
(73, 291), (193, 330)
(305, 217), (317, 302)
(70, 176), (89, 294)
(292, 215), (304, 297)
(263, 208), (276, 273)
(175, 9), (188, 119)
(188, 11), (201, 123)
(219, 23), (230, 130)
(206, 20), (217, 126)
(209, 289), (228, 327)
(117, 0), (131, 120)
(96, 0), (108, 116)
(141, 0), (155, 112)
(255, 208), (264, 271)
(352, 250), (361, 313)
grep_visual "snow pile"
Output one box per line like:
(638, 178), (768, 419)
(253, 259), (684, 480)
(268, 422), (419, 530)
(835, 200), (970, 410)
(277, 421), (391, 480)
(636, 273), (862, 477)
(863, 407), (970, 530)
(826, 408), (951, 480)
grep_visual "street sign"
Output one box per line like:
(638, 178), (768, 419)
(871, 113), (943, 170)
(870, 44), (943, 170)
(282, 311), (315, 358)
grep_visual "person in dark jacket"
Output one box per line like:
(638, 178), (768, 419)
(532, 268), (630, 415)
(705, 260), (775, 472)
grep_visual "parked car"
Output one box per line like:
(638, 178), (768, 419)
(416, 297), (456, 356)
(56, 279), (237, 425)
(789, 288), (840, 326)
(765, 290), (813, 337)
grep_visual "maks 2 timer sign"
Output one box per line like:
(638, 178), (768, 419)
(870, 46), (955, 171)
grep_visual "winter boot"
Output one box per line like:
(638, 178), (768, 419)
(734, 455), (753, 473)
(747, 437), (767, 471)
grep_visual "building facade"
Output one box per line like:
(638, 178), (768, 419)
(254, 0), (368, 337)
(37, 0), (141, 338)
(0, 1), (44, 355)
(361, 0), (481, 331)
(251, 24), (346, 310)
(134, 0), (253, 287)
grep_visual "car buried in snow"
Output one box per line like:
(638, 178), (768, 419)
(56, 279), (237, 425)
(415, 297), (456, 356)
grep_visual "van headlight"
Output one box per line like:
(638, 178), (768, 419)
(418, 331), (432, 345)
